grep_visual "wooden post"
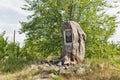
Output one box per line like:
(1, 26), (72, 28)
(13, 30), (16, 43)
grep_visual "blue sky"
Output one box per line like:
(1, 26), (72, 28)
(0, 0), (120, 47)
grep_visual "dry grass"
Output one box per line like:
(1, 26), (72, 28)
(0, 58), (120, 80)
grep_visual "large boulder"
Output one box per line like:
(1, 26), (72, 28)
(61, 21), (86, 64)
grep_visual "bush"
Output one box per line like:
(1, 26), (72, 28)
(0, 34), (34, 73)
(0, 34), (7, 60)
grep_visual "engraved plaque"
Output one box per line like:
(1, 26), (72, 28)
(64, 29), (72, 52)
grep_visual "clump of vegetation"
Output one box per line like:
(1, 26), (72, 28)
(0, 32), (33, 73)
(54, 76), (63, 80)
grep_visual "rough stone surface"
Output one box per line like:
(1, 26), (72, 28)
(61, 21), (86, 64)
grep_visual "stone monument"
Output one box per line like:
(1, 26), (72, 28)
(60, 21), (86, 64)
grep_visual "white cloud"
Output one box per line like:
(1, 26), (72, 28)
(106, 0), (120, 43)
(0, 22), (20, 32)
(0, 28), (2, 33)
(0, 0), (32, 16)
(16, 33), (26, 47)
(105, 0), (120, 15)
(0, 0), (28, 47)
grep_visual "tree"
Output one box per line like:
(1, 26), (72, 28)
(20, 0), (119, 59)
(0, 32), (7, 60)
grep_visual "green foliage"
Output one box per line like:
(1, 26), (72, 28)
(20, 0), (119, 58)
(0, 56), (28, 72)
(0, 33), (33, 72)
(5, 42), (20, 58)
(0, 32), (7, 60)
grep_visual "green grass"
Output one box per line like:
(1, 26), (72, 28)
(0, 56), (32, 73)
(54, 76), (63, 80)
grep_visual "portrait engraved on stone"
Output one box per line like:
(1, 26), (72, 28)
(65, 29), (72, 43)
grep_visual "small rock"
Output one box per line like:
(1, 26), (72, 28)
(73, 66), (85, 74)
(37, 79), (50, 80)
(38, 65), (42, 70)
(30, 64), (37, 70)
(49, 73), (56, 78)
(70, 61), (76, 66)
(64, 56), (70, 65)
(41, 60), (48, 64)
(97, 63), (104, 69)
(78, 67), (85, 74)
(58, 66), (65, 73)
(54, 66), (59, 71)
(83, 63), (90, 68)
(50, 60), (59, 65)
(42, 72), (49, 78)
(48, 65), (59, 72)
(89, 68), (92, 72)
(109, 64), (115, 69)
(57, 62), (62, 66)
(64, 65), (69, 70)
(45, 63), (50, 67)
